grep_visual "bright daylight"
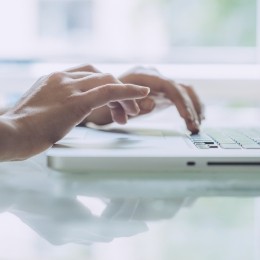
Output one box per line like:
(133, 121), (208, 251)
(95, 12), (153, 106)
(0, 1), (260, 260)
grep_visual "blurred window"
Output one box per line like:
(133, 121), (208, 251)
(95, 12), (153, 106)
(0, 0), (257, 63)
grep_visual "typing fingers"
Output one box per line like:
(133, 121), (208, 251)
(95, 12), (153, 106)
(180, 84), (205, 122)
(73, 84), (150, 124)
(119, 68), (201, 133)
(108, 102), (127, 125)
(157, 80), (200, 133)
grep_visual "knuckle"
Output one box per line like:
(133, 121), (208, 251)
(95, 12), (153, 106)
(169, 83), (183, 98)
(33, 75), (47, 86)
(168, 79), (177, 89)
(48, 71), (66, 83)
(177, 84), (188, 97)
(129, 66), (147, 76)
(82, 64), (97, 72)
(101, 84), (114, 98)
(185, 84), (193, 90)
(108, 101), (120, 110)
(70, 94), (91, 117)
(101, 73), (117, 83)
(184, 84), (194, 92)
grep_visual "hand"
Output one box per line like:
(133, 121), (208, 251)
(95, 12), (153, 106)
(86, 66), (204, 133)
(119, 67), (204, 133)
(0, 65), (149, 161)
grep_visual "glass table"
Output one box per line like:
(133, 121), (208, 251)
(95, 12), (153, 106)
(0, 152), (260, 260)
(0, 105), (260, 260)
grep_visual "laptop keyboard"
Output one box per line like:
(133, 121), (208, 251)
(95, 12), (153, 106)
(189, 128), (260, 149)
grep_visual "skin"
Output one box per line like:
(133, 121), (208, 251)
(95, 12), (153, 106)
(85, 66), (204, 130)
(0, 64), (204, 162)
(0, 65), (150, 161)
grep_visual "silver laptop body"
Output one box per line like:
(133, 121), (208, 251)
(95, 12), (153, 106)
(47, 107), (260, 174)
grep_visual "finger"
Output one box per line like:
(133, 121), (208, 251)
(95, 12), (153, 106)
(120, 72), (200, 133)
(119, 99), (140, 116)
(63, 71), (95, 79)
(75, 84), (150, 120)
(120, 72), (200, 132)
(180, 84), (205, 122)
(136, 97), (156, 115)
(160, 81), (200, 133)
(64, 64), (101, 73)
(131, 75), (200, 132)
(73, 73), (121, 92)
(108, 102), (128, 124)
(119, 66), (161, 84)
(120, 72), (163, 91)
(83, 99), (143, 126)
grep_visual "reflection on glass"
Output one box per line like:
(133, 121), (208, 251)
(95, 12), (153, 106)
(0, 155), (257, 259)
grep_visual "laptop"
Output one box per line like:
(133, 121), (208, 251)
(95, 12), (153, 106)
(47, 105), (260, 174)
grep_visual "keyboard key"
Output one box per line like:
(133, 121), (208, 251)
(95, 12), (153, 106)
(191, 128), (260, 149)
(194, 141), (215, 144)
(195, 144), (210, 149)
(208, 145), (218, 148)
(220, 144), (241, 149)
(242, 144), (260, 149)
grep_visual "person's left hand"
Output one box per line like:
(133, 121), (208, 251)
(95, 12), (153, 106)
(85, 66), (205, 133)
(1, 65), (149, 160)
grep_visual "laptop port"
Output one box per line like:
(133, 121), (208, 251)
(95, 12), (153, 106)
(187, 161), (196, 166)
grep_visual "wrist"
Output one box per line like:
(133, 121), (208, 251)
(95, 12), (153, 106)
(0, 116), (34, 161)
(0, 117), (20, 161)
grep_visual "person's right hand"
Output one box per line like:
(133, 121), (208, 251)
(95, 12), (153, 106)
(0, 65), (149, 161)
(84, 66), (204, 133)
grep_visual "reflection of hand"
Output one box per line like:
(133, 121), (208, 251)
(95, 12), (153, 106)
(0, 65), (149, 161)
(0, 156), (196, 246)
(87, 66), (204, 133)
(101, 197), (195, 222)
(9, 194), (191, 246)
(0, 157), (147, 246)
(0, 155), (197, 245)
(10, 196), (148, 246)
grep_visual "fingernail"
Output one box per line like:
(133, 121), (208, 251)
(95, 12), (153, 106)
(140, 99), (155, 110)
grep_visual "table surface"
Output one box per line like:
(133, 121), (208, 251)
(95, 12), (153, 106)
(1, 106), (260, 260)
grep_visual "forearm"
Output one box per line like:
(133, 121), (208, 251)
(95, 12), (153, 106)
(0, 117), (30, 161)
(0, 117), (17, 161)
